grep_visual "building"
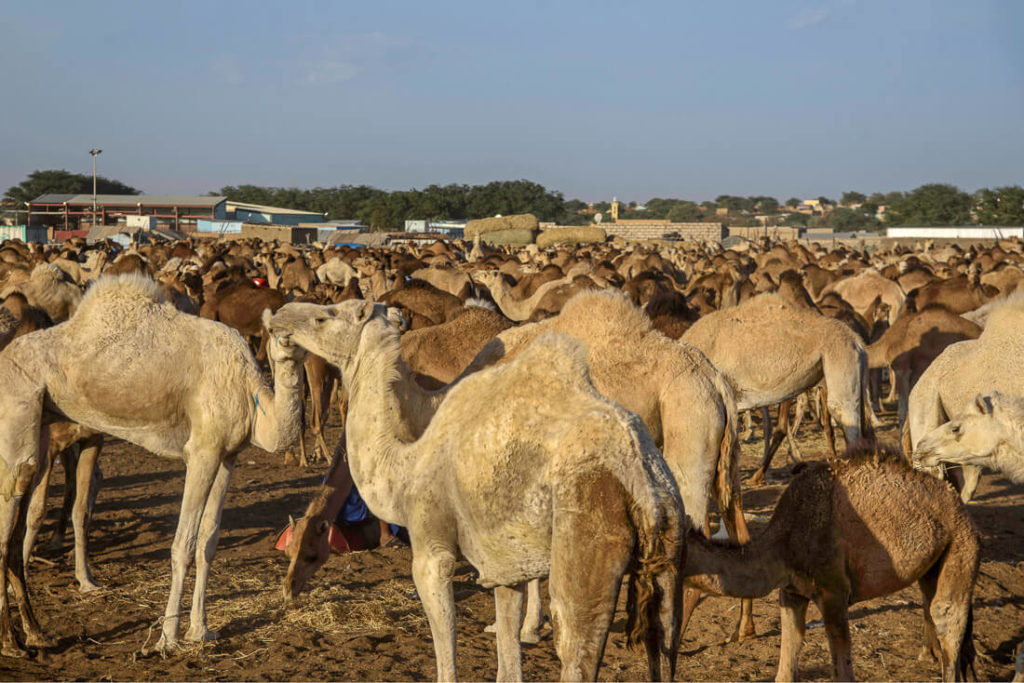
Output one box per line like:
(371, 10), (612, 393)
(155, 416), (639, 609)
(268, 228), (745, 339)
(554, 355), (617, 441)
(224, 201), (325, 226)
(404, 219), (466, 238)
(27, 194), (227, 231)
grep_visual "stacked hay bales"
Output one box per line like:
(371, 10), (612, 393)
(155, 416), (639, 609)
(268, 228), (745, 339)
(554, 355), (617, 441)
(535, 226), (606, 249)
(464, 214), (539, 245)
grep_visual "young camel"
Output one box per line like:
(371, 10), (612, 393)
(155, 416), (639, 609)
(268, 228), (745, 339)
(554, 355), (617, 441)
(473, 269), (581, 321)
(682, 294), (872, 484)
(686, 444), (980, 682)
(268, 301), (685, 682)
(913, 391), (1024, 682)
(0, 274), (306, 657)
(905, 296), (1024, 502)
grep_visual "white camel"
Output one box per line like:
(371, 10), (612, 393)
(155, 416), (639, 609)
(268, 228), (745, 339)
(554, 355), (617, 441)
(0, 274), (306, 657)
(267, 300), (685, 682)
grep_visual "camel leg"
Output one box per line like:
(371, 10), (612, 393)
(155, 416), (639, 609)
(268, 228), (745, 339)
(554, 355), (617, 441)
(930, 541), (977, 682)
(549, 470), (637, 681)
(73, 435), (103, 592)
(411, 547), (458, 682)
(819, 593), (855, 682)
(917, 569), (943, 663)
(958, 466), (982, 504)
(520, 578), (544, 644)
(680, 516), (712, 638)
(46, 445), (78, 552)
(494, 583), (525, 682)
(786, 394), (807, 464)
(0, 490), (25, 658)
(896, 366), (912, 430)
(185, 455), (236, 643)
(749, 402), (789, 486)
(153, 447), (223, 653)
(8, 485), (53, 650)
(885, 366), (899, 404)
(776, 589), (809, 683)
(820, 388), (838, 458)
(21, 445), (55, 568)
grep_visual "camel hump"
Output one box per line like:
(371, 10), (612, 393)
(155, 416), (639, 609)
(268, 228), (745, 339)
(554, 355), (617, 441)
(510, 331), (592, 389)
(79, 273), (166, 311)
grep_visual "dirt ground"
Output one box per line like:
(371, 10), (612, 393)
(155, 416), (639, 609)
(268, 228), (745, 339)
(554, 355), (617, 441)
(1, 408), (1022, 682)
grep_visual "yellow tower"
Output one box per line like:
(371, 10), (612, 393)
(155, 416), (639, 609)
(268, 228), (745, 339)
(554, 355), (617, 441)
(610, 197), (619, 222)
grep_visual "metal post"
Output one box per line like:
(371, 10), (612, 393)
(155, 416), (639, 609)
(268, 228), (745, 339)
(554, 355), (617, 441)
(88, 148), (102, 226)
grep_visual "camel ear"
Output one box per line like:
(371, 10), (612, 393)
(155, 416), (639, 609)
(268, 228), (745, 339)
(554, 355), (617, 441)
(976, 393), (998, 416)
(316, 519), (330, 536)
(288, 514), (296, 529)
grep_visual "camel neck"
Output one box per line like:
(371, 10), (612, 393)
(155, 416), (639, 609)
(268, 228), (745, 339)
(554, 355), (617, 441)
(340, 323), (421, 526)
(682, 531), (787, 599)
(250, 355), (304, 453)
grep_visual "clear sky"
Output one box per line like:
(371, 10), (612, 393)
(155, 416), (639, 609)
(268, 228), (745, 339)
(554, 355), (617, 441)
(1, 0), (1021, 203)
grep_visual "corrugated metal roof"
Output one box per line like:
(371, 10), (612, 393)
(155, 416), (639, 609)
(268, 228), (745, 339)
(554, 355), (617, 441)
(226, 200), (322, 216)
(31, 194), (226, 207)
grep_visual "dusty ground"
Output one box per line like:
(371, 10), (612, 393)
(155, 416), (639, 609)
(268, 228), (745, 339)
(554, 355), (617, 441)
(0, 409), (1022, 682)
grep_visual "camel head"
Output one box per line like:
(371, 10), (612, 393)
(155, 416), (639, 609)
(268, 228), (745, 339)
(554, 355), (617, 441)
(282, 514), (331, 601)
(266, 300), (403, 373)
(914, 392), (1024, 481)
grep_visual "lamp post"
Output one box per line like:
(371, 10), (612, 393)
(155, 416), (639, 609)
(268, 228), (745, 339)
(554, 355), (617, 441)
(88, 148), (102, 226)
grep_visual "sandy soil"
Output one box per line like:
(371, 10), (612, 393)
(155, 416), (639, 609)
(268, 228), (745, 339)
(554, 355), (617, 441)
(0, 410), (1022, 682)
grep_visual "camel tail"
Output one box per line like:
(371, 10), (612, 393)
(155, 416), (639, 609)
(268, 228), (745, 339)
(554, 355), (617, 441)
(715, 384), (750, 541)
(624, 495), (681, 653)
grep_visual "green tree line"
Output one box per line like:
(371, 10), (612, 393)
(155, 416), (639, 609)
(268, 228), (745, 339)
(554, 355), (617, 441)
(6, 170), (1023, 231)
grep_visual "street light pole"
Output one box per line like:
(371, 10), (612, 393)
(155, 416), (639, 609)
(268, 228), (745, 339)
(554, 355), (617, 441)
(88, 148), (102, 226)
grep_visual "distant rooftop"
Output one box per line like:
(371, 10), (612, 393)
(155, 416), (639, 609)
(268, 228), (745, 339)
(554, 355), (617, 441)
(226, 200), (323, 216)
(31, 194), (226, 207)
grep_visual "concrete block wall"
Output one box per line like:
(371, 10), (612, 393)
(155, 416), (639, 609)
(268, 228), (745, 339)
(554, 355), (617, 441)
(604, 222), (725, 241)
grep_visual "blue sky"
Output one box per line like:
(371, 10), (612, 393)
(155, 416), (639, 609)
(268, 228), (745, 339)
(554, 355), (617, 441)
(1, 1), (1021, 203)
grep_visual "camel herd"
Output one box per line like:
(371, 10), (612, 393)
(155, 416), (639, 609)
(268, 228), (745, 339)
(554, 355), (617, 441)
(0, 232), (1020, 680)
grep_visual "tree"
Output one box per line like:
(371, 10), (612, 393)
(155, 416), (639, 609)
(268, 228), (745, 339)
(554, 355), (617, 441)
(817, 196), (835, 207)
(5, 169), (140, 204)
(785, 197), (801, 208)
(755, 197), (779, 214)
(782, 212), (810, 226)
(840, 191), (866, 206)
(975, 186), (1024, 226)
(887, 183), (973, 226)
(825, 207), (880, 232)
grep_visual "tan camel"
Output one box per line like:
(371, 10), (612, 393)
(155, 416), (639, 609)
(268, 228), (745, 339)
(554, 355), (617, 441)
(682, 294), (871, 484)
(866, 305), (981, 426)
(462, 290), (756, 641)
(268, 301), (684, 682)
(0, 274), (306, 657)
(474, 269), (583, 321)
(822, 269), (905, 324)
(685, 445), (979, 682)
(0, 263), (82, 322)
(913, 391), (1024, 683)
(905, 296), (1024, 502)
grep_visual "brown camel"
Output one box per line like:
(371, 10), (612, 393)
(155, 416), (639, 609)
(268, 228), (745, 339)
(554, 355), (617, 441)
(380, 279), (464, 329)
(0, 274), (306, 657)
(867, 305), (982, 426)
(200, 279), (288, 361)
(400, 303), (512, 389)
(268, 301), (684, 682)
(685, 444), (979, 682)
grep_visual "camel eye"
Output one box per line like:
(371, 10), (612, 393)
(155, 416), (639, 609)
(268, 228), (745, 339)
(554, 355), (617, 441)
(951, 424), (961, 436)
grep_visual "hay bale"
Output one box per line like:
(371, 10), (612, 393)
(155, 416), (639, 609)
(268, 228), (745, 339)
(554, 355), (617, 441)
(536, 226), (606, 249)
(465, 214), (539, 238)
(478, 228), (537, 246)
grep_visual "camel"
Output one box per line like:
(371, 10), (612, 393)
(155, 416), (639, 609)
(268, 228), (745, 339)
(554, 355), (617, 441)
(200, 279), (288, 361)
(0, 263), (82, 322)
(461, 290), (756, 641)
(685, 444), (980, 682)
(268, 300), (684, 682)
(866, 305), (982, 426)
(474, 270), (589, 322)
(400, 303), (512, 389)
(904, 296), (1024, 502)
(682, 294), (872, 484)
(410, 266), (476, 300)
(913, 391), (1024, 683)
(0, 274), (307, 657)
(822, 269), (905, 325)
